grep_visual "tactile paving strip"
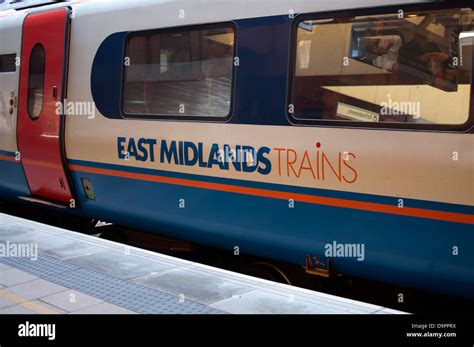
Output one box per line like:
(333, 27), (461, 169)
(0, 253), (223, 314)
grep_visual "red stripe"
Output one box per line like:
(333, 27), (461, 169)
(0, 155), (17, 163)
(69, 164), (474, 225)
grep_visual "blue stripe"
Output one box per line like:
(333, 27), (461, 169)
(0, 158), (29, 198)
(68, 158), (474, 215)
(90, 32), (126, 120)
(0, 150), (16, 157)
(232, 15), (290, 125)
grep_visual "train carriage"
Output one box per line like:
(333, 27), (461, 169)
(0, 0), (473, 299)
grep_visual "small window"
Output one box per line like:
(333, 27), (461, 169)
(290, 7), (474, 128)
(122, 24), (235, 119)
(27, 44), (45, 120)
(0, 53), (16, 72)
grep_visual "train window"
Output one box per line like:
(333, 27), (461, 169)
(27, 44), (45, 120)
(0, 53), (16, 72)
(122, 24), (235, 119)
(290, 8), (474, 129)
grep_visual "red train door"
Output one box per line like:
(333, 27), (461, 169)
(17, 8), (74, 206)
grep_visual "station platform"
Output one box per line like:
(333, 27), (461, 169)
(0, 213), (405, 314)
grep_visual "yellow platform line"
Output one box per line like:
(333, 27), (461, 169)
(0, 289), (58, 314)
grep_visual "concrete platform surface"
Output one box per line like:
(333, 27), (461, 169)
(0, 213), (405, 314)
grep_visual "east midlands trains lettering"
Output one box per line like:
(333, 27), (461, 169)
(116, 137), (358, 183)
(160, 140), (272, 175)
(274, 144), (358, 183)
(117, 137), (157, 162)
(117, 137), (272, 174)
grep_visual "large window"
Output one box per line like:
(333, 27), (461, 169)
(122, 24), (235, 119)
(290, 7), (474, 128)
(27, 44), (45, 120)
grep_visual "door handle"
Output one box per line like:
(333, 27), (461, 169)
(52, 86), (57, 100)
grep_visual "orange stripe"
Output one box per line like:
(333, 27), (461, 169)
(69, 164), (474, 225)
(0, 155), (17, 162)
(22, 158), (62, 170)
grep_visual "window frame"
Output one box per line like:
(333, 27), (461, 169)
(120, 21), (237, 122)
(287, 1), (474, 132)
(27, 43), (46, 121)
